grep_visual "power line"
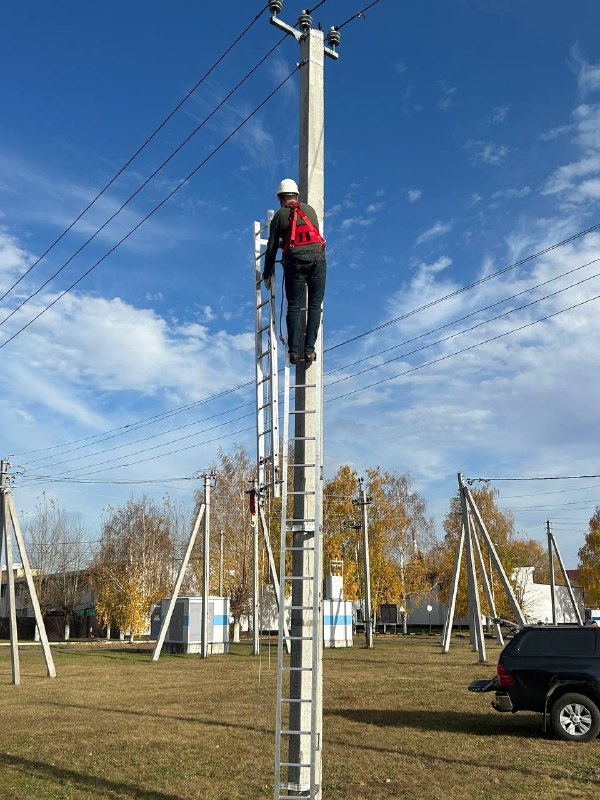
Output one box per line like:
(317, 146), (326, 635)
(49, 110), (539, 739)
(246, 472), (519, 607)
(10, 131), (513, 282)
(0, 3), (268, 306)
(472, 475), (600, 483)
(326, 290), (600, 404)
(0, 36), (285, 331)
(13, 220), (600, 463)
(326, 222), (600, 353)
(336, 0), (384, 30)
(15, 268), (597, 482)
(25, 262), (592, 473)
(0, 63), (300, 351)
(327, 257), (600, 377)
(325, 263), (600, 389)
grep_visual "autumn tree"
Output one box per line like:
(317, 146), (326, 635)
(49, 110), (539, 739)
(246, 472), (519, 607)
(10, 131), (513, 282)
(578, 507), (600, 606)
(193, 446), (255, 641)
(24, 494), (89, 639)
(323, 465), (435, 616)
(91, 496), (174, 639)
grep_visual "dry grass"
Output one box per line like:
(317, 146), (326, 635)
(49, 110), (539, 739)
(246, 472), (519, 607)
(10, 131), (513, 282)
(1, 635), (600, 799)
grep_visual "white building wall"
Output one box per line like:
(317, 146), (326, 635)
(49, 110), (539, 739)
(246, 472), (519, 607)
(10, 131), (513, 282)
(512, 566), (584, 624)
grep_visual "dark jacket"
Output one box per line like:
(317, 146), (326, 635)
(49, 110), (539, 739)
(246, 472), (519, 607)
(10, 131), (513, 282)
(263, 203), (323, 280)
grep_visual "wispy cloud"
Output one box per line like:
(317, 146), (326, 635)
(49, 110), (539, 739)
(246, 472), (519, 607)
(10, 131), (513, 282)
(491, 186), (531, 201)
(465, 139), (509, 165)
(406, 189), (422, 203)
(437, 82), (457, 111)
(571, 44), (600, 96)
(488, 106), (509, 123)
(416, 220), (452, 245)
(340, 216), (374, 230)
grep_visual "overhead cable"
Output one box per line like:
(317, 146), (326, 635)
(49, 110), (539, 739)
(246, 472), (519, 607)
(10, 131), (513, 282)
(336, 0), (384, 30)
(0, 36), (286, 330)
(17, 258), (600, 472)
(326, 221), (600, 352)
(0, 63), (300, 351)
(0, 2), (268, 305)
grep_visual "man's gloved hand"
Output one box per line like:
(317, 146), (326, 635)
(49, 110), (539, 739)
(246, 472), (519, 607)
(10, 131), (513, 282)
(263, 275), (272, 291)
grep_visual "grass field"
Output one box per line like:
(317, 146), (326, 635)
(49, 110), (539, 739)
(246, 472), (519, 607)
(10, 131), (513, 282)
(1, 635), (600, 799)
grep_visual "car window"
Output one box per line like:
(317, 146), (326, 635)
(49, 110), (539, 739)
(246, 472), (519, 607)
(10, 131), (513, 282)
(516, 628), (596, 656)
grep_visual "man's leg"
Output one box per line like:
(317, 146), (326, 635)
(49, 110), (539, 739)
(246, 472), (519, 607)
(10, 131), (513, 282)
(304, 256), (327, 353)
(284, 263), (307, 356)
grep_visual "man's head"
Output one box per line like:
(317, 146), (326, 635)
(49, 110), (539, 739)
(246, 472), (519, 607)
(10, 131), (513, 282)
(276, 178), (299, 206)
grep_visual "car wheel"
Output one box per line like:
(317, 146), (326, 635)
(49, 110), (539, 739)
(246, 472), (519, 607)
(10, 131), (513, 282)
(550, 693), (600, 742)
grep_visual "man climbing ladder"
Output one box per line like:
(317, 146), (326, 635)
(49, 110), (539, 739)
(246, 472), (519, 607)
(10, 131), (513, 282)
(262, 178), (326, 365)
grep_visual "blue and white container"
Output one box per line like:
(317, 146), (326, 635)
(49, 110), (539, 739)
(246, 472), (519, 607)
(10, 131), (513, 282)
(323, 598), (353, 648)
(157, 596), (230, 654)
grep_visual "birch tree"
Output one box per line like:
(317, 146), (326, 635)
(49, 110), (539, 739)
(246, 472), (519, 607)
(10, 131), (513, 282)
(578, 507), (600, 606)
(91, 496), (174, 639)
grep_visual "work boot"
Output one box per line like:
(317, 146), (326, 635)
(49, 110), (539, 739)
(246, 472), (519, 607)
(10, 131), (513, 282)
(304, 351), (317, 363)
(289, 352), (299, 364)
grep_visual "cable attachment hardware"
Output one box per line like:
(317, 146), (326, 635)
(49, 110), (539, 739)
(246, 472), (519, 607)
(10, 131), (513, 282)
(298, 9), (313, 32)
(326, 26), (341, 51)
(268, 0), (283, 15)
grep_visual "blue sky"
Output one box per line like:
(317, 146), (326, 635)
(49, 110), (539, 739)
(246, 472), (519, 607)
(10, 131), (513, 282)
(1, 0), (600, 568)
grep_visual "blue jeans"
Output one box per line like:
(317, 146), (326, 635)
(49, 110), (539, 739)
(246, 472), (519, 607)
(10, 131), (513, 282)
(283, 252), (326, 355)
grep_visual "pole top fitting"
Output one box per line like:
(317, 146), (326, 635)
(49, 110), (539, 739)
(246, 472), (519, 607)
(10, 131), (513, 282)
(298, 9), (313, 31)
(268, 0), (283, 15)
(326, 26), (341, 50)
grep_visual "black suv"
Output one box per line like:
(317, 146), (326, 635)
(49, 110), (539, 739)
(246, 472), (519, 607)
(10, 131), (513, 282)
(469, 625), (600, 741)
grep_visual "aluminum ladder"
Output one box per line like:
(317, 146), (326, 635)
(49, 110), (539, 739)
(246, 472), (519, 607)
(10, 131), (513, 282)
(274, 331), (323, 799)
(254, 211), (280, 499)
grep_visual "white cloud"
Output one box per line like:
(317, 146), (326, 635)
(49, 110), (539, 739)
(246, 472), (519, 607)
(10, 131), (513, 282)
(465, 140), (509, 165)
(366, 203), (383, 214)
(542, 104), (600, 202)
(406, 189), (422, 203)
(416, 221), (452, 245)
(491, 187), (531, 201)
(437, 83), (457, 111)
(394, 62), (407, 74)
(488, 106), (509, 123)
(571, 45), (600, 96)
(340, 217), (373, 230)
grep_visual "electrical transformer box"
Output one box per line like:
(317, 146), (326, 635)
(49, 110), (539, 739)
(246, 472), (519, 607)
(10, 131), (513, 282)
(157, 596), (230, 655)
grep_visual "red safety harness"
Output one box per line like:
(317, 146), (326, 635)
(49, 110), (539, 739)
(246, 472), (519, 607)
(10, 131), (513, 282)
(282, 203), (326, 256)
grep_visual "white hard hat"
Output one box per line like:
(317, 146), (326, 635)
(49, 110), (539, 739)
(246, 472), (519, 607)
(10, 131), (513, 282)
(276, 178), (299, 196)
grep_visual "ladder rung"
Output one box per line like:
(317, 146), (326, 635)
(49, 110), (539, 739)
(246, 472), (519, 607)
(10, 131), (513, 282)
(258, 347), (270, 356)
(286, 518), (315, 523)
(257, 298), (270, 308)
(289, 436), (316, 441)
(257, 375), (272, 385)
(289, 409), (316, 415)
(288, 491), (316, 496)
(286, 546), (315, 552)
(258, 427), (273, 436)
(279, 729), (312, 734)
(257, 402), (272, 412)
(278, 794), (318, 800)
(285, 575), (314, 581)
(290, 463), (316, 468)
(282, 667), (313, 672)
(289, 605), (313, 610)
(281, 699), (312, 705)
(290, 384), (317, 389)
(287, 636), (315, 641)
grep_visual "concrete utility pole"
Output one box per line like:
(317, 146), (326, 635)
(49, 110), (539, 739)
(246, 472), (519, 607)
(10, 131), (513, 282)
(250, 480), (260, 656)
(547, 520), (557, 625)
(201, 471), (215, 659)
(1, 459), (19, 684)
(354, 478), (373, 649)
(268, 4), (339, 798)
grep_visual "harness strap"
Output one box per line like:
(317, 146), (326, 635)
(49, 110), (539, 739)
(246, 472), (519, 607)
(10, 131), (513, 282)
(282, 203), (325, 255)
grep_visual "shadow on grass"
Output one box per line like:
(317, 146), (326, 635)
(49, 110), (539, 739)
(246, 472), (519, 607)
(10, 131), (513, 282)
(0, 752), (184, 799)
(41, 700), (264, 732)
(324, 707), (541, 738)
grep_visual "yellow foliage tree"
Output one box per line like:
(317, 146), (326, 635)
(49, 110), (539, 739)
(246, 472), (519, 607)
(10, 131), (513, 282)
(323, 465), (435, 616)
(91, 496), (174, 638)
(578, 508), (600, 606)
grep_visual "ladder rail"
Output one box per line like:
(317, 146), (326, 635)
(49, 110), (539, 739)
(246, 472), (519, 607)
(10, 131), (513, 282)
(274, 355), (291, 799)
